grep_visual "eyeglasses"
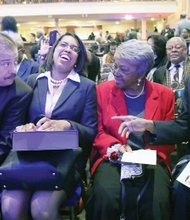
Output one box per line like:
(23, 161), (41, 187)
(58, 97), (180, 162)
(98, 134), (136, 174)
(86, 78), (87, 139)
(166, 45), (185, 51)
(58, 41), (80, 53)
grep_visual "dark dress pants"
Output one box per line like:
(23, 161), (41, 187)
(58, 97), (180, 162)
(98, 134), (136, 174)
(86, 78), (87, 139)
(85, 160), (171, 220)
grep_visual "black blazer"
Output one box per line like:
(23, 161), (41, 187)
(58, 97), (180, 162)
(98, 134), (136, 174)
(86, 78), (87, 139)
(0, 77), (32, 161)
(27, 73), (97, 149)
(153, 57), (190, 86)
(153, 75), (190, 145)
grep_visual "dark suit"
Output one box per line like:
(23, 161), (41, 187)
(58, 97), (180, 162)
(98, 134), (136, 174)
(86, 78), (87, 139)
(153, 58), (190, 115)
(0, 77), (32, 162)
(153, 76), (190, 146)
(151, 75), (190, 220)
(153, 57), (190, 87)
(26, 72), (97, 194)
(17, 58), (39, 82)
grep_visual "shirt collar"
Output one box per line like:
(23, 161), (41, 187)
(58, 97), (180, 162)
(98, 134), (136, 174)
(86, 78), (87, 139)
(169, 61), (184, 70)
(37, 69), (80, 83)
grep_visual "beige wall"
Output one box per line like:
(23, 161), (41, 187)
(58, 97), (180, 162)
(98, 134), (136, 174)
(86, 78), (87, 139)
(17, 0), (189, 41)
(11, 0), (178, 41)
(19, 18), (167, 41)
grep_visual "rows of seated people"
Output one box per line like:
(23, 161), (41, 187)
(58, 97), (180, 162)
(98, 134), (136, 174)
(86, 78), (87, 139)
(1, 14), (190, 220)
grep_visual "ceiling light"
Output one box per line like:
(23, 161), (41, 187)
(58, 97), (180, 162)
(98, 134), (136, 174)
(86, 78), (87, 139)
(124, 15), (133, 20)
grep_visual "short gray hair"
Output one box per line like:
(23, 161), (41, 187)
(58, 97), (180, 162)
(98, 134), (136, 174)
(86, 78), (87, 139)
(0, 32), (17, 51)
(166, 36), (187, 48)
(114, 39), (154, 77)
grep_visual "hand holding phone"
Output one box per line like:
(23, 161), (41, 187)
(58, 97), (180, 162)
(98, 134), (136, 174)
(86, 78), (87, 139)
(49, 30), (58, 46)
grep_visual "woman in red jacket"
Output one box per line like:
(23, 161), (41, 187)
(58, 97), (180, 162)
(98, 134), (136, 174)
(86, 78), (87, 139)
(86, 39), (175, 220)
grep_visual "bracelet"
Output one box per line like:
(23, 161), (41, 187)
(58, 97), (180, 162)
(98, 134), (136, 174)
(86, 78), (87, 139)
(109, 143), (121, 151)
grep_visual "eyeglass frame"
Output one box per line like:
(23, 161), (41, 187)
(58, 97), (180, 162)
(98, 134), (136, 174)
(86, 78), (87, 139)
(58, 41), (80, 53)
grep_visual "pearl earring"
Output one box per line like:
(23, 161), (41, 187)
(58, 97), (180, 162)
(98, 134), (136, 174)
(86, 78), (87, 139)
(137, 78), (141, 86)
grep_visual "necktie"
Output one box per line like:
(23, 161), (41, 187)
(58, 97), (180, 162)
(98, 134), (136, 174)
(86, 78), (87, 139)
(172, 64), (180, 89)
(174, 64), (180, 81)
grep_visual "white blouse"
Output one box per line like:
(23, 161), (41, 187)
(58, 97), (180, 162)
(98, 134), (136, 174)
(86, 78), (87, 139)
(37, 70), (80, 118)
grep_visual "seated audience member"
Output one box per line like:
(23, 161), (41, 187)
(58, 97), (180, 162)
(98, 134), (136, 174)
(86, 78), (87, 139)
(1, 32), (97, 220)
(17, 41), (39, 82)
(114, 32), (122, 45)
(99, 41), (117, 82)
(112, 74), (190, 220)
(105, 30), (112, 43)
(89, 42), (99, 55)
(88, 32), (95, 41)
(86, 39), (175, 220)
(102, 41), (117, 66)
(146, 34), (168, 81)
(153, 37), (190, 114)
(181, 28), (190, 55)
(29, 32), (37, 43)
(0, 33), (32, 163)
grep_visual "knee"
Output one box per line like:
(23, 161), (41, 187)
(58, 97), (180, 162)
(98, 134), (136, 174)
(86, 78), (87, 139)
(1, 198), (22, 220)
(31, 199), (58, 220)
(31, 203), (51, 220)
(32, 210), (51, 220)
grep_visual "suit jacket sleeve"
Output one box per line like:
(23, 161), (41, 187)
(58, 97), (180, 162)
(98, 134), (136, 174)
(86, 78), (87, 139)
(152, 76), (190, 144)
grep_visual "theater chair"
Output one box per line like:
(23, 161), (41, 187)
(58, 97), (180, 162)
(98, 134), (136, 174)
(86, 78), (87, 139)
(60, 181), (86, 220)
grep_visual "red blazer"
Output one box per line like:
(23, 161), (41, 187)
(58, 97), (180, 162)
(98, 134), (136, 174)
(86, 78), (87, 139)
(91, 80), (175, 174)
